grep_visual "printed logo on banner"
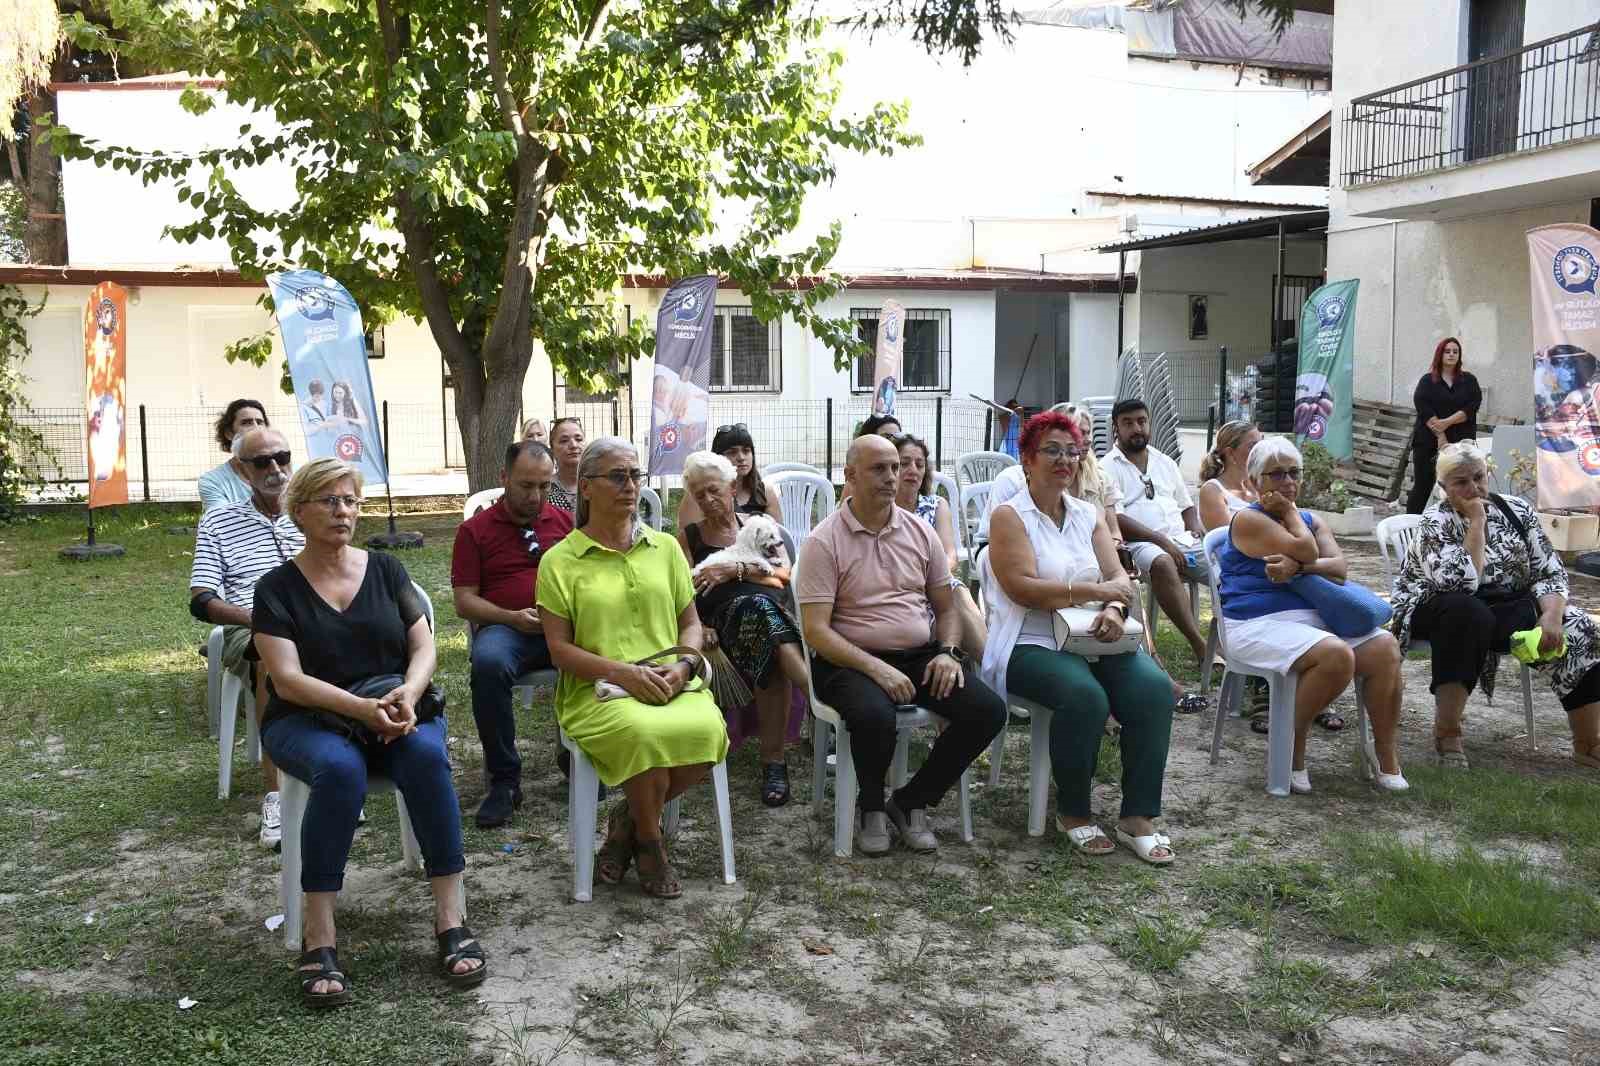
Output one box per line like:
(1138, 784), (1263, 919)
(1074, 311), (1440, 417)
(298, 288), (337, 321)
(1317, 295), (1347, 328)
(884, 315), (899, 345)
(96, 297), (118, 336)
(674, 293), (700, 323)
(1554, 245), (1600, 295)
(1581, 441), (1600, 475)
(335, 434), (364, 461)
(657, 424), (681, 454)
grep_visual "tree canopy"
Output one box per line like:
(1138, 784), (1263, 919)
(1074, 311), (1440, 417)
(56, 0), (913, 486)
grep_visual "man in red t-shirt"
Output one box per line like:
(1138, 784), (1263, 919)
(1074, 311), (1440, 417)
(452, 440), (574, 826)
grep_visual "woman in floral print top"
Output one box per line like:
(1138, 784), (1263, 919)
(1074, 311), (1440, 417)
(1389, 442), (1600, 770)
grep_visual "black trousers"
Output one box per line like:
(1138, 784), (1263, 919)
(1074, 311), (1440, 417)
(1410, 590), (1536, 695)
(811, 644), (1006, 814)
(1406, 438), (1438, 514)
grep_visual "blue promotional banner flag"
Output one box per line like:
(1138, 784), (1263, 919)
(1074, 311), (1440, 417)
(267, 269), (388, 485)
(647, 274), (717, 475)
(1295, 279), (1359, 461)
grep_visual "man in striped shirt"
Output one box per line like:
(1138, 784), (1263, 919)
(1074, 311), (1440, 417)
(189, 426), (303, 849)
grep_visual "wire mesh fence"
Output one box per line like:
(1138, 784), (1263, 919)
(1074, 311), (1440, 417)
(16, 395), (1001, 503)
(1145, 348), (1279, 426)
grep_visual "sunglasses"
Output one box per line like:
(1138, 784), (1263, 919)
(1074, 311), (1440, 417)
(716, 423), (748, 434)
(585, 469), (646, 487)
(244, 451), (291, 470)
(1141, 475), (1155, 500)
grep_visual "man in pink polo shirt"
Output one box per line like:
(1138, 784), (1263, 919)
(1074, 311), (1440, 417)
(452, 440), (574, 826)
(796, 434), (1005, 855)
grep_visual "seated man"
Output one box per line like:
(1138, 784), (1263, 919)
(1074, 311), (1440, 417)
(1104, 399), (1210, 683)
(796, 434), (1007, 856)
(189, 425), (303, 848)
(451, 441), (574, 827)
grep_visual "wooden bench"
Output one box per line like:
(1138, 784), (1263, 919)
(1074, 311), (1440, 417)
(1344, 399), (1523, 503)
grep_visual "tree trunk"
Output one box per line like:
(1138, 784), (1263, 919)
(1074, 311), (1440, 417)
(22, 81), (67, 265)
(451, 332), (533, 493)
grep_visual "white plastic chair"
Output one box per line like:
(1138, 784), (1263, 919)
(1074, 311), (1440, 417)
(769, 471), (837, 540)
(793, 547), (974, 857)
(959, 482), (993, 552)
(1375, 513), (1535, 739)
(955, 450), (1016, 493)
(216, 654), (262, 800)
(463, 487), (503, 520)
(278, 582), (438, 949)
(932, 471), (969, 565)
(640, 485), (664, 531)
(206, 625), (225, 738)
(763, 462), (823, 478)
(560, 724), (735, 902)
(973, 551), (1056, 833)
(1200, 529), (1374, 797)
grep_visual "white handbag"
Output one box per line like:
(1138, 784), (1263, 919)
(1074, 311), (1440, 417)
(1052, 606), (1142, 660)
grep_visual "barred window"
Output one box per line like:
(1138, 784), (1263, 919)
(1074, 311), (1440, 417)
(850, 308), (951, 392)
(709, 306), (782, 393)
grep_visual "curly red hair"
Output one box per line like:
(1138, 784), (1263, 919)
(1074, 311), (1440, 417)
(1019, 411), (1084, 460)
(1429, 337), (1464, 382)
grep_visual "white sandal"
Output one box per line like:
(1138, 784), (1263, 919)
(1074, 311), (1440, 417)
(1114, 826), (1175, 865)
(1060, 820), (1115, 856)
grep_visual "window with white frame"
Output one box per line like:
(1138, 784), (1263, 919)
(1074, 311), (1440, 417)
(850, 307), (952, 392)
(709, 306), (782, 392)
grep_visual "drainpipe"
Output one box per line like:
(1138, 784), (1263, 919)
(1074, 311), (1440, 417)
(1272, 217), (1286, 354)
(1388, 221), (1399, 405)
(1116, 249), (1127, 355)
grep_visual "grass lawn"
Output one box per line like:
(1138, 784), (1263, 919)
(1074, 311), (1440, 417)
(4, 506), (1599, 1066)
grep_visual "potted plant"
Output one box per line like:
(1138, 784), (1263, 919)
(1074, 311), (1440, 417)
(1298, 441), (1375, 536)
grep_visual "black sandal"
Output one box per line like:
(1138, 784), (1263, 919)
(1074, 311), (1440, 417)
(297, 945), (352, 1009)
(1250, 711), (1271, 735)
(1176, 693), (1209, 715)
(1314, 711), (1346, 732)
(761, 762), (791, 808)
(436, 926), (488, 989)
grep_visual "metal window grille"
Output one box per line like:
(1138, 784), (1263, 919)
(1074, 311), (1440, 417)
(1341, 21), (1600, 187)
(709, 306), (781, 393)
(850, 307), (952, 393)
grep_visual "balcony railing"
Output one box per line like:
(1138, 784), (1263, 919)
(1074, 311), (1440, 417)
(1342, 22), (1600, 187)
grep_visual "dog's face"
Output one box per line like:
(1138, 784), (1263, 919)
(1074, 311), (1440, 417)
(739, 515), (784, 557)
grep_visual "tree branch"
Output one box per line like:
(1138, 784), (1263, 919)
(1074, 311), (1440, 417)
(484, 1), (529, 151)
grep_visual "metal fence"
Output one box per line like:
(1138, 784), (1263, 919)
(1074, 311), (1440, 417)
(1342, 21), (1600, 186)
(1145, 348), (1275, 426)
(16, 395), (1000, 502)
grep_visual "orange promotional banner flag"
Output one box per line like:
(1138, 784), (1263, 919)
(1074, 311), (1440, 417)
(84, 282), (129, 508)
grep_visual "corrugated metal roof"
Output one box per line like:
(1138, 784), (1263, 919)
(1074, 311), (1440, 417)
(1089, 209), (1328, 253)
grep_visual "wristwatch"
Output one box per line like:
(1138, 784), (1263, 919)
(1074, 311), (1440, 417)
(940, 644), (966, 663)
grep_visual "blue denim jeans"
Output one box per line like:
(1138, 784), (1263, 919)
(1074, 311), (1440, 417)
(469, 624), (553, 787)
(262, 712), (465, 892)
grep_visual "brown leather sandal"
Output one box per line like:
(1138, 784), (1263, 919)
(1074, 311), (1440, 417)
(634, 837), (683, 899)
(596, 802), (634, 885)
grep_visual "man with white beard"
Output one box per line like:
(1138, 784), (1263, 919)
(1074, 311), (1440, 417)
(189, 426), (305, 848)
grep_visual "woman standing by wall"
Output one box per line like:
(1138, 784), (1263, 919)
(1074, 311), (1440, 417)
(1407, 337), (1481, 514)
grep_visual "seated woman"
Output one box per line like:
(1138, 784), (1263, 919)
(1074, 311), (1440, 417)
(253, 458), (484, 1009)
(1219, 438), (1407, 792)
(979, 402), (1122, 556)
(1390, 442), (1600, 770)
(675, 423), (784, 528)
(891, 432), (985, 659)
(547, 417), (585, 514)
(1197, 420), (1261, 532)
(857, 412), (903, 437)
(521, 417), (547, 444)
(538, 437), (730, 899)
(676, 451), (810, 806)
(982, 411), (1178, 863)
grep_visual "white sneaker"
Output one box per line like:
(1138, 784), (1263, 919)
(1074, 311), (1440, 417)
(1290, 769), (1312, 795)
(259, 791), (282, 850)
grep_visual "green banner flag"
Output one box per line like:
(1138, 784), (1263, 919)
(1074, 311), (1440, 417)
(1295, 279), (1359, 460)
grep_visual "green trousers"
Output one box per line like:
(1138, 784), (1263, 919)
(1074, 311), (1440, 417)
(1007, 644), (1174, 820)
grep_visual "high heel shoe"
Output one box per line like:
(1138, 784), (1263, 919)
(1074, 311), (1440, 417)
(1362, 747), (1410, 792)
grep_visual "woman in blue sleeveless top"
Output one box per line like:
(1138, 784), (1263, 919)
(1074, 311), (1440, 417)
(1218, 438), (1407, 794)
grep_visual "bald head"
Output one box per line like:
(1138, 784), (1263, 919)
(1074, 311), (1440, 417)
(846, 432), (897, 469)
(844, 432), (900, 512)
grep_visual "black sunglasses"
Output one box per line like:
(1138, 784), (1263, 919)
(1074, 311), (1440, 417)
(245, 451), (291, 470)
(716, 423), (748, 434)
(1141, 475), (1155, 500)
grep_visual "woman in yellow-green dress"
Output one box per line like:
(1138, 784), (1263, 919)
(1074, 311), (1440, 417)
(537, 436), (728, 899)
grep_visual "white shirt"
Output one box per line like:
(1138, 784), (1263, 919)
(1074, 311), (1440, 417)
(1105, 445), (1193, 543)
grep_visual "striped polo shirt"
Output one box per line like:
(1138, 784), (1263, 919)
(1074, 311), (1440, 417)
(189, 500), (304, 610)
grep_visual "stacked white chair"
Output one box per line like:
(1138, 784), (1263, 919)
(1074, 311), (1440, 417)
(1374, 513), (1535, 740)
(278, 582), (437, 949)
(793, 548), (974, 857)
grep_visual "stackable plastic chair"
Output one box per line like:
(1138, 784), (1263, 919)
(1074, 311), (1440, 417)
(463, 487), (503, 519)
(973, 552), (1056, 834)
(763, 462), (823, 478)
(932, 471), (969, 566)
(793, 547), (974, 857)
(206, 625), (225, 738)
(959, 482), (993, 553)
(955, 451), (1016, 496)
(1201, 529), (1374, 797)
(278, 582), (438, 949)
(216, 652), (262, 800)
(769, 471), (837, 540)
(1375, 513), (1535, 740)
(639, 485), (665, 531)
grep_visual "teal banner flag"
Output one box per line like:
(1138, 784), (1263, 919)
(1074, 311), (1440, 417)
(1295, 279), (1359, 460)
(267, 269), (388, 485)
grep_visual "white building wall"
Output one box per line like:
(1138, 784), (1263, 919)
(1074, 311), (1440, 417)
(1069, 293), (1122, 400)
(1133, 238), (1326, 359)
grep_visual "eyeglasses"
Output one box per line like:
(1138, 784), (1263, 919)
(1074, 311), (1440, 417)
(244, 451), (291, 470)
(1261, 468), (1302, 482)
(1038, 445), (1085, 461)
(1141, 476), (1155, 500)
(585, 469), (646, 487)
(313, 494), (362, 511)
(716, 423), (748, 434)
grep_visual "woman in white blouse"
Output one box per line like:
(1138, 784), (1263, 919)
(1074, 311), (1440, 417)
(981, 411), (1178, 864)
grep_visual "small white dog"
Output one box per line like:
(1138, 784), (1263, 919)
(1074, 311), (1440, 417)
(692, 515), (786, 578)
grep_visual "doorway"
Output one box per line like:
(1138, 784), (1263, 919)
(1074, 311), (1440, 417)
(1465, 0), (1525, 161)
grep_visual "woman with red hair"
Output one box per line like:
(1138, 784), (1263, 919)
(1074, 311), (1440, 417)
(1407, 337), (1481, 513)
(981, 411), (1177, 862)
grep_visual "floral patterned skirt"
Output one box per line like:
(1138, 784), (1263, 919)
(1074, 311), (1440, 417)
(715, 592), (801, 689)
